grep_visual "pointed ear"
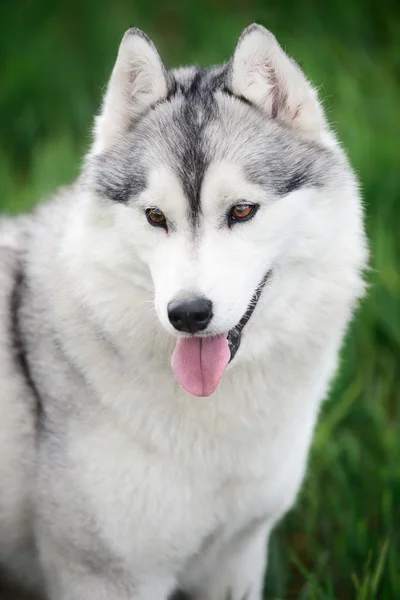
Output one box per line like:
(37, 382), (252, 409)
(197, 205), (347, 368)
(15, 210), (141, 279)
(230, 24), (327, 140)
(93, 28), (168, 153)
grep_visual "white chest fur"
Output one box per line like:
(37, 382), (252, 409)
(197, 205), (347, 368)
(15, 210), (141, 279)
(68, 351), (324, 576)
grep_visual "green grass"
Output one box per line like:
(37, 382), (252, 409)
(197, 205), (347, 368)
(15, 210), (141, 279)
(1, 1), (399, 598)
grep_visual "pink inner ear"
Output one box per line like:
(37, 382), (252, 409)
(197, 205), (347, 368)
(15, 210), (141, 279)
(231, 25), (326, 139)
(293, 104), (302, 120)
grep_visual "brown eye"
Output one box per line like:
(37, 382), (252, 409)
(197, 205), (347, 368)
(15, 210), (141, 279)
(229, 203), (258, 226)
(146, 208), (167, 230)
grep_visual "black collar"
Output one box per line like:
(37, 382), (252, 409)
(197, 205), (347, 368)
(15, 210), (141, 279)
(227, 270), (272, 362)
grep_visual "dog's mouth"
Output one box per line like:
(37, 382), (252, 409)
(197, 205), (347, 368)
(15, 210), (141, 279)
(171, 271), (272, 397)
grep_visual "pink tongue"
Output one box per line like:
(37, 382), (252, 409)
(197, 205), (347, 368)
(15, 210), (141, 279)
(171, 335), (230, 397)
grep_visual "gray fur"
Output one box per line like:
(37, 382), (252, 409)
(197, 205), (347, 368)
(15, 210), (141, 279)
(0, 25), (366, 600)
(88, 64), (339, 224)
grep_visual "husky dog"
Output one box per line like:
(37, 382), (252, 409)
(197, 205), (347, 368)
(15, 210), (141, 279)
(0, 24), (367, 600)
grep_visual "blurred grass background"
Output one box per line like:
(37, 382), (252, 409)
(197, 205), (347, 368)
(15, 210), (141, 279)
(0, 0), (399, 598)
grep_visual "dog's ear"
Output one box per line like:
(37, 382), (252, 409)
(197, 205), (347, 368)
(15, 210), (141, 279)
(93, 28), (168, 153)
(230, 24), (327, 140)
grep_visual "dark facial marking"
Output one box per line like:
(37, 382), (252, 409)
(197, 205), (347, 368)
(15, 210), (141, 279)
(92, 147), (147, 203)
(274, 161), (322, 196)
(175, 113), (208, 226)
(221, 85), (254, 108)
(243, 131), (332, 197)
(170, 68), (221, 226)
(91, 57), (332, 217)
(169, 591), (192, 600)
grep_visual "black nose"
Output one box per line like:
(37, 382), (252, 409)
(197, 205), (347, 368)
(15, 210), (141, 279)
(168, 298), (213, 333)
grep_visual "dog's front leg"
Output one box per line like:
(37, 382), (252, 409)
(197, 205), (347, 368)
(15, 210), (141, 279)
(183, 520), (270, 600)
(38, 535), (176, 600)
(40, 559), (176, 600)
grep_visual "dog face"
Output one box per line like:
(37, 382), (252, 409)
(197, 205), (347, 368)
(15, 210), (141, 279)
(82, 25), (363, 395)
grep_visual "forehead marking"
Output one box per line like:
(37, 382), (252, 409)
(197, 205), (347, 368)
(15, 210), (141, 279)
(171, 69), (220, 228)
(91, 61), (334, 209)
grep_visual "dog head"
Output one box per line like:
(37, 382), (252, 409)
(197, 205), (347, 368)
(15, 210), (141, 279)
(82, 25), (364, 396)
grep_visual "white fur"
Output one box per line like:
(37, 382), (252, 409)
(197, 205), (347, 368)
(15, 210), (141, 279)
(43, 159), (366, 598)
(0, 25), (368, 600)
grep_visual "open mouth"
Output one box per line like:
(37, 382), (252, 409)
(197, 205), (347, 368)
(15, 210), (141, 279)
(171, 270), (272, 397)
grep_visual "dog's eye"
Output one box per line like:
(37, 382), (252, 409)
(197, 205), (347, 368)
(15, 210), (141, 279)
(228, 203), (259, 226)
(146, 208), (167, 230)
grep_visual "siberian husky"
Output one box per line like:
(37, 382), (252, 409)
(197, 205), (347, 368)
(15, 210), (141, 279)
(0, 24), (367, 600)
